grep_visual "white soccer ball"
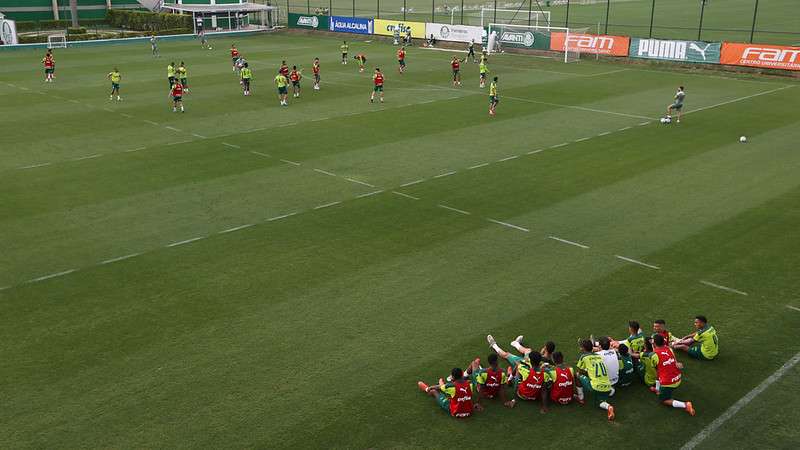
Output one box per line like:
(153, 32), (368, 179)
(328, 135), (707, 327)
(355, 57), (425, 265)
(660, 117), (671, 124)
(739, 136), (747, 143)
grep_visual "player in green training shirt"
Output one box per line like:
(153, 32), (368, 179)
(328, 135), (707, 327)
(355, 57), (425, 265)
(240, 63), (252, 96)
(167, 62), (176, 88)
(613, 320), (646, 358)
(616, 344), (636, 387)
(673, 315), (718, 360)
(479, 60), (489, 88)
(106, 68), (122, 101)
(340, 41), (349, 64)
(275, 71), (288, 106)
(576, 339), (616, 421)
(178, 62), (189, 93)
(488, 77), (499, 116)
(638, 338), (658, 388)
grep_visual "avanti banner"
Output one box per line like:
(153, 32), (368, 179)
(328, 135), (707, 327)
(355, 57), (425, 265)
(288, 13), (329, 30)
(630, 38), (720, 64)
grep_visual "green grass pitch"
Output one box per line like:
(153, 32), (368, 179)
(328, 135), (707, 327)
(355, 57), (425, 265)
(1, 32), (800, 448)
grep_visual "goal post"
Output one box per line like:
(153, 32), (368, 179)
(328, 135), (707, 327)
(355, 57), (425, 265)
(481, 8), (551, 28)
(486, 24), (588, 63)
(47, 34), (67, 49)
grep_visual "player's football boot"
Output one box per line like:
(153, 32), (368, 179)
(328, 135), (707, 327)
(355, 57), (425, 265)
(685, 402), (696, 416)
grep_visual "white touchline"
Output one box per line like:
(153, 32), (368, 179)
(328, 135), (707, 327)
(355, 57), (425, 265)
(786, 305), (800, 312)
(314, 201), (341, 210)
(219, 224), (254, 234)
(356, 190), (384, 198)
(18, 162), (52, 169)
(685, 85), (794, 116)
(575, 137), (591, 142)
(346, 178), (375, 187)
(268, 212), (299, 221)
(615, 255), (660, 270)
(165, 126), (182, 132)
(166, 140), (191, 146)
(433, 171), (457, 179)
(438, 204), (471, 215)
(504, 95), (656, 120)
(551, 143), (568, 149)
(144, 120), (159, 126)
(167, 236), (205, 247)
(586, 68), (629, 77)
(120, 113), (134, 118)
(27, 269), (76, 283)
(497, 155), (519, 162)
(619, 126), (632, 131)
(99, 253), (141, 265)
(700, 280), (748, 296)
(598, 131), (612, 136)
(222, 142), (241, 149)
(72, 154), (102, 161)
(281, 159), (300, 166)
(527, 149), (545, 155)
(548, 236), (590, 249)
(487, 219), (530, 232)
(400, 179), (425, 187)
(314, 168), (337, 177)
(393, 191), (420, 200)
(468, 162), (490, 170)
(680, 351), (800, 450)
(192, 133), (207, 139)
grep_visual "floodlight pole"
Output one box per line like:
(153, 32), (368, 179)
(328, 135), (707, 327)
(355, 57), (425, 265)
(749, 0), (760, 43)
(604, 0), (610, 35)
(461, 0), (464, 25)
(377, 0), (380, 19)
(403, 0), (407, 21)
(307, 0), (310, 14)
(697, 0), (706, 40)
(352, 0), (355, 17)
(648, 0), (655, 37)
(565, 0), (570, 27)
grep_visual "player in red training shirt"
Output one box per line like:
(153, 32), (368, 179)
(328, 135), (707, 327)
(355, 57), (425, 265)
(651, 334), (695, 416)
(312, 58), (321, 90)
(42, 52), (55, 82)
(169, 81), (184, 112)
(451, 56), (465, 86)
(417, 367), (483, 418)
(289, 66), (302, 98)
(370, 67), (384, 103)
(397, 47), (406, 74)
(230, 45), (240, 72)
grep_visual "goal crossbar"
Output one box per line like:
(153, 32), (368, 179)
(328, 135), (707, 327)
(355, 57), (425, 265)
(481, 8), (551, 27)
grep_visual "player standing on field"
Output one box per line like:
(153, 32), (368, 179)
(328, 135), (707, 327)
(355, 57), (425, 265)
(488, 77), (499, 116)
(652, 334), (696, 415)
(178, 62), (189, 93)
(467, 39), (476, 62)
(279, 60), (289, 79)
(170, 81), (184, 112)
(666, 86), (685, 123)
(150, 35), (159, 58)
(240, 63), (252, 96)
(397, 47), (406, 74)
(340, 41), (349, 64)
(451, 56), (464, 86)
(230, 45), (240, 72)
(479, 59), (488, 88)
(107, 67), (122, 101)
(42, 52), (55, 82)
(275, 70), (288, 106)
(289, 66), (302, 98)
(167, 61), (176, 88)
(312, 58), (321, 90)
(370, 68), (384, 103)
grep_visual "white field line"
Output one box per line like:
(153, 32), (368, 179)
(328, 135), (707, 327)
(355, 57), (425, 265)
(786, 305), (800, 312)
(497, 155), (519, 162)
(548, 236), (590, 249)
(278, 122), (298, 127)
(487, 219), (529, 232)
(250, 151), (271, 158)
(314, 168), (337, 177)
(393, 191), (420, 200)
(314, 201), (342, 210)
(574, 137), (591, 142)
(71, 154), (102, 161)
(19, 86), (30, 91)
(680, 351), (800, 450)
(99, 253), (141, 265)
(268, 212), (299, 221)
(527, 149), (545, 155)
(120, 113), (134, 118)
(639, 121), (650, 126)
(438, 204), (471, 215)
(550, 143), (568, 149)
(598, 131), (612, 136)
(700, 280), (749, 296)
(346, 178), (375, 187)
(191, 133), (207, 139)
(615, 255), (660, 270)
(685, 85), (794, 116)
(222, 142), (241, 149)
(280, 159), (300, 166)
(504, 95), (656, 120)
(618, 126), (632, 131)
(356, 190), (384, 199)
(166, 140), (191, 146)
(0, 286), (10, 291)
(433, 171), (457, 179)
(219, 224), (254, 234)
(143, 120), (159, 126)
(18, 162), (51, 169)
(124, 146), (147, 153)
(167, 236), (205, 247)
(468, 162), (490, 170)
(68, 99), (80, 104)
(164, 126), (182, 132)
(27, 269), (76, 283)
(400, 179), (425, 187)
(586, 68), (629, 77)
(103, 107), (114, 112)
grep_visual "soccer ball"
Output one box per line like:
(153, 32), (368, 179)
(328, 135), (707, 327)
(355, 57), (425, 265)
(660, 117), (671, 124)
(209, 47), (213, 50)
(739, 136), (747, 143)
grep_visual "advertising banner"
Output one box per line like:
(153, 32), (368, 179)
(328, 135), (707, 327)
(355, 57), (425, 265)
(0, 19), (18, 45)
(720, 42), (800, 71)
(288, 13), (329, 30)
(425, 23), (485, 44)
(373, 19), (426, 39)
(329, 16), (373, 35)
(550, 32), (629, 56)
(630, 38), (720, 64)
(489, 25), (550, 50)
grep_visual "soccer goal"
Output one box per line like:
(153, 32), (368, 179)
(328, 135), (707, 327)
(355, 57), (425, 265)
(47, 34), (67, 49)
(486, 24), (588, 63)
(481, 8), (551, 28)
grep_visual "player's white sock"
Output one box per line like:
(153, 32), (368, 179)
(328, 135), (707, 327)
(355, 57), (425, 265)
(117, 96), (121, 101)
(576, 387), (584, 400)
(599, 401), (610, 411)
(655, 381), (661, 393)
(490, 343), (502, 354)
(180, 106), (184, 112)
(173, 107), (176, 112)
(510, 341), (524, 352)
(609, 387), (616, 397)
(672, 400), (686, 409)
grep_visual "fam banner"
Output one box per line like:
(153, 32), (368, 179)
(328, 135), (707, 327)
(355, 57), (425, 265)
(288, 13), (329, 30)
(550, 32), (629, 56)
(1, 18), (18, 45)
(630, 38), (720, 64)
(373, 19), (426, 39)
(720, 42), (800, 71)
(488, 25), (550, 50)
(329, 16), (373, 35)
(425, 23), (484, 44)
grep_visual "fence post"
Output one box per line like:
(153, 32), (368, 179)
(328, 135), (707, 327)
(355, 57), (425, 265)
(329, 0), (332, 17)
(461, 0), (464, 25)
(603, 0), (611, 34)
(287, 0), (290, 17)
(528, 0), (532, 26)
(307, 0), (310, 14)
(749, 0), (760, 43)
(697, 0), (706, 40)
(432, 0), (435, 23)
(352, 0), (355, 17)
(377, 0), (379, 19)
(649, 0), (655, 37)
(404, 0), (407, 21)
(565, 0), (570, 28)
(494, 0), (497, 24)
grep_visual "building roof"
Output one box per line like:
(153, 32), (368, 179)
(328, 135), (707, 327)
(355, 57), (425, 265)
(161, 2), (276, 14)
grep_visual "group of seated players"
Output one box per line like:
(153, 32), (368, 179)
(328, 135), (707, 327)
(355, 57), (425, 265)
(418, 315), (719, 421)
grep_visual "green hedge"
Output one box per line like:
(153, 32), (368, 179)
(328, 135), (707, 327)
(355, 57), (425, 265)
(106, 9), (192, 31)
(68, 27), (88, 35)
(17, 29), (192, 44)
(15, 19), (107, 32)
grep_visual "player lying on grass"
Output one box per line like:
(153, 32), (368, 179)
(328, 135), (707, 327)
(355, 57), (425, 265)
(672, 315), (718, 360)
(417, 367), (483, 418)
(576, 339), (616, 421)
(486, 335), (549, 412)
(107, 68), (121, 101)
(651, 334), (696, 415)
(499, 336), (556, 368)
(466, 354), (514, 407)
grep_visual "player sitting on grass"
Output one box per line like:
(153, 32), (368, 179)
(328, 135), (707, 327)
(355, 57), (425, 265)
(240, 63), (252, 96)
(576, 339), (615, 421)
(312, 58), (321, 90)
(616, 344), (636, 388)
(289, 66), (302, 98)
(370, 68), (384, 104)
(638, 338), (658, 389)
(417, 367), (482, 418)
(106, 68), (121, 101)
(652, 334), (696, 416)
(672, 315), (718, 360)
(665, 86), (685, 123)
(652, 319), (675, 344)
(170, 81), (184, 113)
(468, 354), (514, 407)
(612, 320), (646, 358)
(595, 337), (620, 393)
(548, 351), (579, 405)
(486, 335), (549, 412)
(503, 336), (556, 368)
(355, 53), (367, 73)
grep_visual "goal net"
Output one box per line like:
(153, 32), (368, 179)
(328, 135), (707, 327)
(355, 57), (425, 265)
(486, 24), (589, 63)
(481, 8), (551, 28)
(47, 34), (67, 49)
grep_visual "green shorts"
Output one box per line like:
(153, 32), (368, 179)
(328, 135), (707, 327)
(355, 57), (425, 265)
(278, 86), (287, 94)
(688, 344), (712, 360)
(180, 78), (188, 86)
(670, 103), (683, 110)
(578, 375), (610, 406)
(111, 82), (119, 90)
(436, 393), (449, 411)
(658, 385), (678, 401)
(45, 68), (54, 74)
(489, 95), (498, 104)
(506, 354), (524, 368)
(373, 85), (383, 92)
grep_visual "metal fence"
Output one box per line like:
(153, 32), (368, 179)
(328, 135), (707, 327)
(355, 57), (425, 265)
(284, 0), (799, 45)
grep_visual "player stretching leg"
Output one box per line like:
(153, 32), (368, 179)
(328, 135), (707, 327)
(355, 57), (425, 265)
(417, 367), (482, 418)
(665, 86), (685, 123)
(576, 339), (615, 421)
(451, 56), (465, 86)
(240, 63), (252, 96)
(107, 68), (122, 101)
(170, 81), (184, 112)
(671, 315), (718, 361)
(488, 77), (499, 116)
(289, 66), (302, 98)
(275, 71), (288, 106)
(312, 58), (321, 90)
(652, 334), (695, 415)
(397, 47), (406, 74)
(354, 53), (367, 73)
(370, 68), (384, 103)
(341, 41), (349, 64)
